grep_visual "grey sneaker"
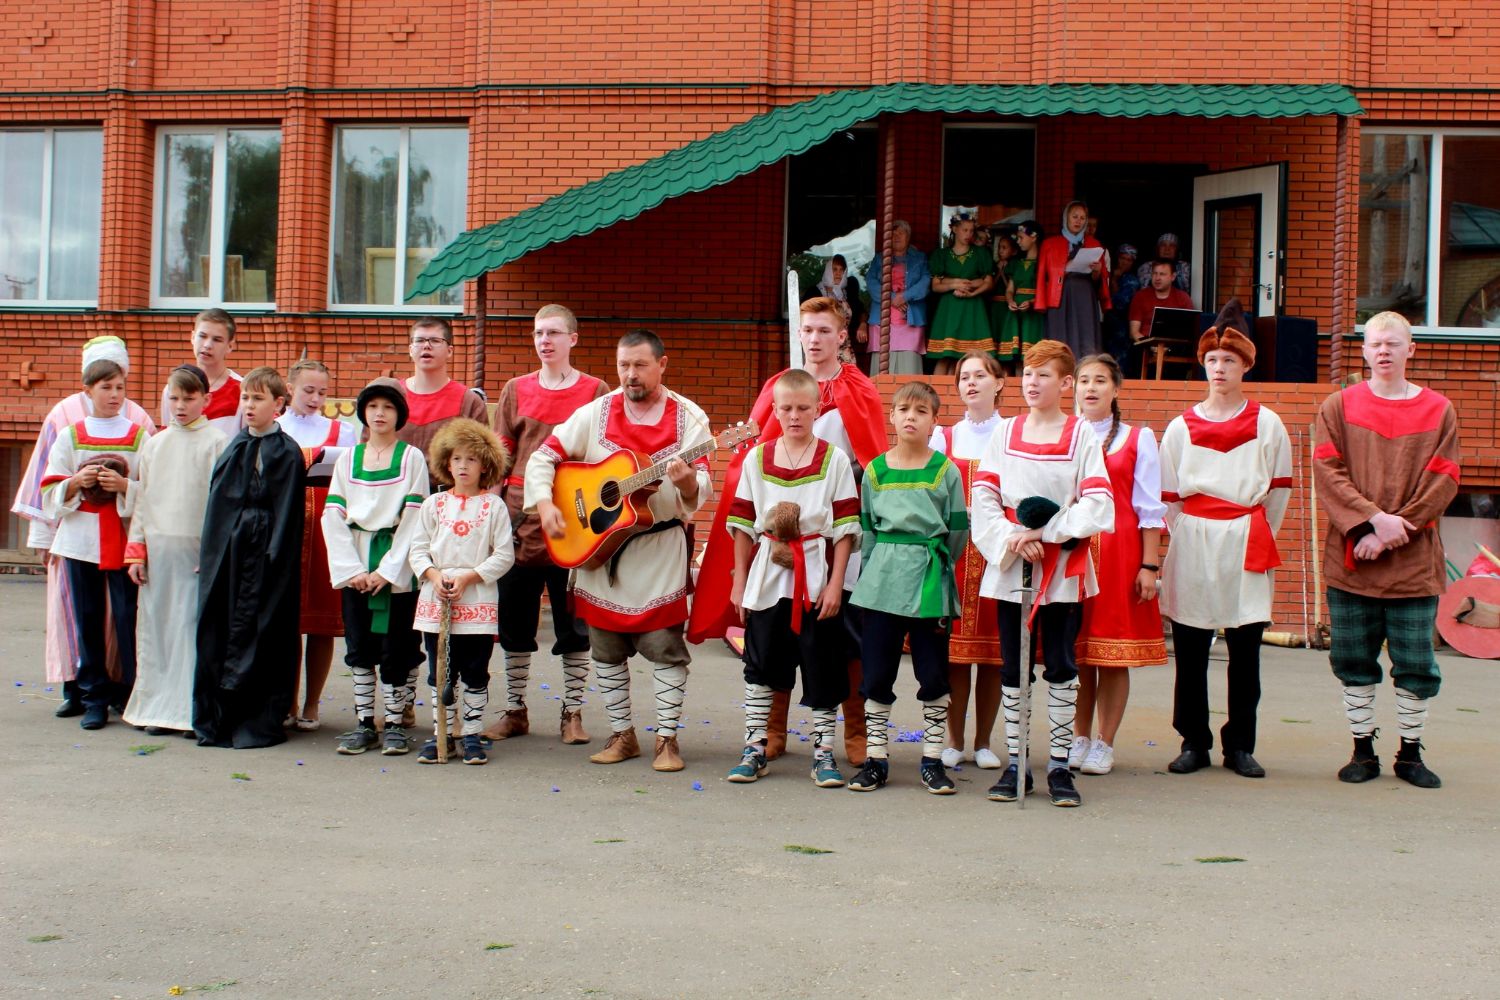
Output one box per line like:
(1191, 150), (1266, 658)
(810, 750), (845, 788)
(380, 726), (411, 756)
(336, 725), (379, 755)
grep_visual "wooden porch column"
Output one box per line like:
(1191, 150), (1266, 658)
(878, 115), (896, 377)
(472, 271), (488, 392)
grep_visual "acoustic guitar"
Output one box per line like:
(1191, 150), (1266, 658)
(545, 420), (759, 569)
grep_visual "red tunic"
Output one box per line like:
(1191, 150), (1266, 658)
(1076, 426), (1166, 667)
(939, 426), (1002, 665)
(299, 418), (346, 636)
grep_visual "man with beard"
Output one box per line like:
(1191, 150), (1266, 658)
(525, 330), (713, 772)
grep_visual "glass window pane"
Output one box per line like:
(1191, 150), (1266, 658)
(224, 129), (280, 303)
(1357, 134), (1430, 326)
(941, 127), (1035, 243)
(159, 133), (215, 298)
(0, 131), (45, 301)
(47, 130), (102, 302)
(404, 128), (468, 307)
(1440, 136), (1500, 328)
(332, 128), (400, 305)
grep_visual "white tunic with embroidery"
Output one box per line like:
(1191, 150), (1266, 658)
(970, 414), (1114, 605)
(409, 490), (516, 635)
(725, 439), (861, 612)
(1158, 399), (1292, 629)
(524, 388), (713, 634)
(40, 415), (150, 566)
(321, 440), (429, 591)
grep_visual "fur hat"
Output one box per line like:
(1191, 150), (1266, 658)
(1196, 299), (1256, 368)
(356, 377), (409, 430)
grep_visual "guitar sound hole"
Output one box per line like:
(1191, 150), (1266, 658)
(599, 480), (620, 508)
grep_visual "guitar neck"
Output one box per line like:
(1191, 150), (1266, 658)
(619, 437), (718, 494)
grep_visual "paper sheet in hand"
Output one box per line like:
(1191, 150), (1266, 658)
(1064, 247), (1104, 273)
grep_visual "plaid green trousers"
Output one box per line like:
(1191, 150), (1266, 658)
(1326, 587), (1441, 699)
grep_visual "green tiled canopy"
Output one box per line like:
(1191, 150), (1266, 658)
(407, 83), (1362, 297)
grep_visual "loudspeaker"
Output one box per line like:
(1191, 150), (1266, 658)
(1253, 315), (1319, 383)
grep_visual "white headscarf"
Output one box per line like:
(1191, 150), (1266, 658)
(818, 259), (849, 303)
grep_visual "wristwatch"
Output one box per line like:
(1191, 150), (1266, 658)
(1140, 563), (1160, 572)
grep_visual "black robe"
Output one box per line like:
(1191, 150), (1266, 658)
(194, 426), (305, 748)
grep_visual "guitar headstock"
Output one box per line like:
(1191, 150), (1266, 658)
(717, 419), (760, 452)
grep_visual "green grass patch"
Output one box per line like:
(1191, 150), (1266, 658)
(484, 942), (514, 952)
(1279, 718), (1311, 724)
(129, 743), (167, 755)
(1456, 707), (1478, 713)
(1195, 856), (1245, 864)
(784, 844), (834, 855)
(27, 934), (62, 943)
(593, 838), (626, 844)
(192, 982), (238, 994)
(230, 773), (251, 782)
(633, 788), (647, 794)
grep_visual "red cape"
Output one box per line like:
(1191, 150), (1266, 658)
(687, 364), (887, 643)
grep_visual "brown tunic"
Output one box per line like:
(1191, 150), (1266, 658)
(1313, 382), (1460, 599)
(493, 370), (609, 566)
(394, 378), (489, 457)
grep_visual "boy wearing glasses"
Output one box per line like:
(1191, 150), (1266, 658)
(400, 317), (490, 456)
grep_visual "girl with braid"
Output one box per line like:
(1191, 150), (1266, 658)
(410, 419), (515, 765)
(1070, 354), (1167, 776)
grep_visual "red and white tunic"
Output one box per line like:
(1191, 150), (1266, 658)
(970, 414), (1114, 607)
(1159, 399), (1292, 629)
(162, 370), (242, 438)
(40, 416), (150, 569)
(1076, 419), (1168, 668)
(524, 389), (713, 634)
(409, 490), (516, 635)
(930, 413), (1003, 664)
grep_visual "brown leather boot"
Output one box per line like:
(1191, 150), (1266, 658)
(652, 733), (685, 772)
(764, 690), (792, 760)
(843, 659), (867, 767)
(402, 705), (417, 728)
(589, 728), (640, 764)
(559, 708), (590, 745)
(482, 707), (530, 741)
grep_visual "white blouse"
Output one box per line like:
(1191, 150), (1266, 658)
(930, 411), (1002, 460)
(1088, 416), (1167, 529)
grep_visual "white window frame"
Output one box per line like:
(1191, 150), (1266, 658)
(149, 125), (280, 311)
(1359, 125), (1500, 338)
(327, 124), (467, 315)
(1, 126), (102, 308)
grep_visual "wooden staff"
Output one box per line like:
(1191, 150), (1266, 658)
(436, 597), (452, 763)
(1308, 427), (1326, 650)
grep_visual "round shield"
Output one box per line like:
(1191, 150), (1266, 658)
(1437, 576), (1500, 660)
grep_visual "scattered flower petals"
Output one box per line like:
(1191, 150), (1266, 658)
(539, 683), (550, 690)
(691, 781), (703, 791)
(295, 760), (305, 766)
(551, 785), (560, 793)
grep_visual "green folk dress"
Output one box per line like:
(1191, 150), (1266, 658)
(925, 246), (996, 360)
(995, 256), (1044, 361)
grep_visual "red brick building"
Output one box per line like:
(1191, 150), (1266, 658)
(4, 1), (1500, 636)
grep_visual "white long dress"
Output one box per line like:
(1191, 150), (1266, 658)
(120, 417), (229, 730)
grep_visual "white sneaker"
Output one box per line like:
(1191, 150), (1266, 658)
(974, 747), (1003, 769)
(1068, 736), (1091, 771)
(1081, 739), (1114, 775)
(940, 747), (963, 768)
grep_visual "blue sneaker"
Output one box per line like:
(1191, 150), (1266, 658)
(727, 745), (767, 783)
(810, 749), (845, 788)
(462, 734), (488, 766)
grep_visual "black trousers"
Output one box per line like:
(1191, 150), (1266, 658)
(742, 599), (850, 710)
(858, 609), (950, 704)
(65, 557), (137, 711)
(341, 588), (421, 686)
(423, 632), (495, 689)
(495, 562), (590, 655)
(1171, 620), (1267, 754)
(997, 600), (1082, 688)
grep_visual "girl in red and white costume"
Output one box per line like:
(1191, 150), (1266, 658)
(1071, 354), (1167, 776)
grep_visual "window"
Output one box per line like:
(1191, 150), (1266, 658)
(940, 125), (1035, 242)
(153, 127), (280, 307)
(330, 126), (468, 310)
(0, 128), (103, 305)
(785, 126), (878, 313)
(1359, 128), (1500, 333)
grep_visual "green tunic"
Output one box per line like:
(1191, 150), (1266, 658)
(926, 246), (995, 360)
(850, 451), (969, 619)
(995, 256), (1044, 360)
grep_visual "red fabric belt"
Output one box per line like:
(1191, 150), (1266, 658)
(1004, 507), (1089, 627)
(766, 532), (823, 634)
(1181, 495), (1281, 573)
(80, 499), (126, 571)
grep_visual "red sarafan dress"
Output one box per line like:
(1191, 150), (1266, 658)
(935, 415), (1003, 665)
(1076, 420), (1168, 667)
(277, 409), (357, 636)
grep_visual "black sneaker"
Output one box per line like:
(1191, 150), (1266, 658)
(1337, 737), (1381, 783)
(987, 763), (1034, 802)
(380, 726), (411, 756)
(847, 757), (889, 792)
(1047, 767), (1082, 807)
(461, 734), (488, 766)
(919, 757), (957, 795)
(417, 736), (456, 764)
(1394, 740), (1441, 789)
(336, 725), (379, 755)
